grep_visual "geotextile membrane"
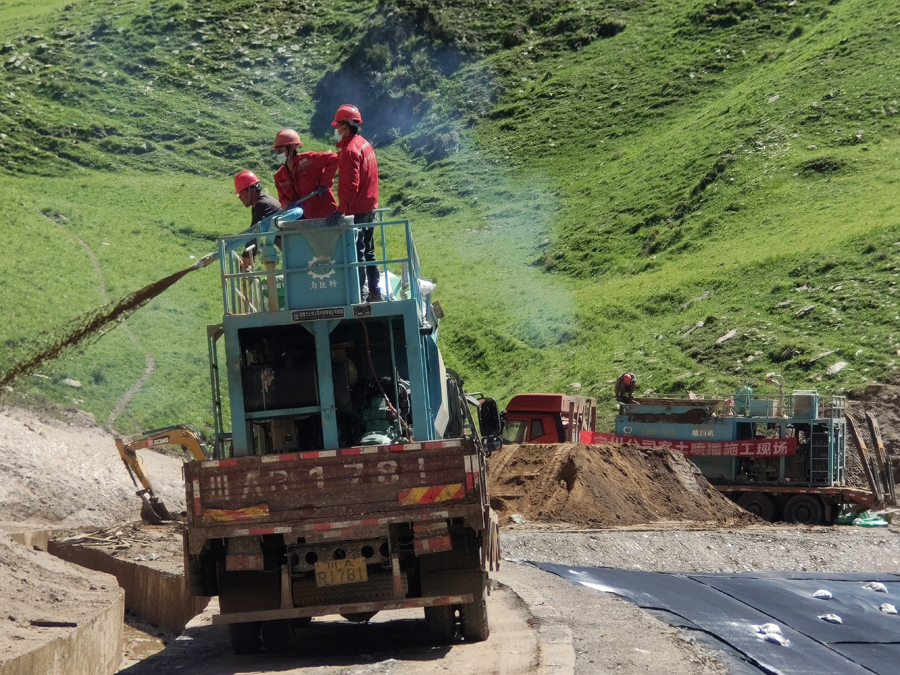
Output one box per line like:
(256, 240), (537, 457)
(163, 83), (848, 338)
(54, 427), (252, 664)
(540, 563), (900, 675)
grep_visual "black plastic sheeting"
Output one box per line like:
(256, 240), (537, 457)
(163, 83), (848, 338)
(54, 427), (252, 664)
(538, 563), (900, 675)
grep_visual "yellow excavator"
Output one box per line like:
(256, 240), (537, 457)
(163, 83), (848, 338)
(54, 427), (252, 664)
(115, 424), (209, 524)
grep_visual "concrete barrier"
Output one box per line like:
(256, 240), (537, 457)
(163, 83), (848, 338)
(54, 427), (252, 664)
(0, 585), (124, 675)
(7, 529), (51, 551)
(49, 542), (210, 635)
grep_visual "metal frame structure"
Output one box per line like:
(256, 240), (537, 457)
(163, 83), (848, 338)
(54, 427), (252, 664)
(616, 393), (847, 488)
(206, 215), (444, 457)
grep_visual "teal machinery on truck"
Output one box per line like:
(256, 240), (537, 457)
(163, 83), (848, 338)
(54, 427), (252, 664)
(183, 211), (502, 653)
(612, 385), (885, 525)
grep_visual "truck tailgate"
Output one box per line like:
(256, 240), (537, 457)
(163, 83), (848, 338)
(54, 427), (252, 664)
(185, 438), (484, 528)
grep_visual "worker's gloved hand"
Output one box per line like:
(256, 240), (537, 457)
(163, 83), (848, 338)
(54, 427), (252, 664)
(325, 211), (345, 227)
(314, 185), (330, 195)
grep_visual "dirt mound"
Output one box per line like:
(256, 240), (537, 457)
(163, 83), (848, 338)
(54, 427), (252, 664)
(0, 404), (186, 530)
(846, 385), (900, 497)
(489, 443), (755, 527)
(0, 530), (123, 664)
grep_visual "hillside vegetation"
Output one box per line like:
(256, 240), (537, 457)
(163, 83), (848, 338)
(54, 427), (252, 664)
(0, 0), (898, 435)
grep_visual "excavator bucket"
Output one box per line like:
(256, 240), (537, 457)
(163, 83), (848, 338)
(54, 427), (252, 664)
(139, 495), (174, 525)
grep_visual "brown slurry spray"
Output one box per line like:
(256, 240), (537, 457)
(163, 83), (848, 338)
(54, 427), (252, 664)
(0, 265), (197, 389)
(488, 442), (757, 527)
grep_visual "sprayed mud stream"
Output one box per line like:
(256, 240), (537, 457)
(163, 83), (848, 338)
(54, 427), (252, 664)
(0, 261), (209, 389)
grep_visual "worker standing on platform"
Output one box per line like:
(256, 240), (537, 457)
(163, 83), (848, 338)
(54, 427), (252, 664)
(271, 129), (339, 219)
(235, 170), (280, 226)
(234, 170), (281, 262)
(615, 372), (638, 403)
(324, 105), (382, 302)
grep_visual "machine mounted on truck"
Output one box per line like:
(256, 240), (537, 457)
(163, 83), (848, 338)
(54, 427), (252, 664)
(183, 212), (501, 653)
(502, 393), (597, 444)
(601, 382), (894, 525)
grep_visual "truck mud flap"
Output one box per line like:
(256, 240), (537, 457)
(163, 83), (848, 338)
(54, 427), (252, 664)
(210, 593), (474, 626)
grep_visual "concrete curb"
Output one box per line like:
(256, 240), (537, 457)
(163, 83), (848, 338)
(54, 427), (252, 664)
(49, 542), (209, 635)
(0, 557), (124, 675)
(494, 569), (577, 675)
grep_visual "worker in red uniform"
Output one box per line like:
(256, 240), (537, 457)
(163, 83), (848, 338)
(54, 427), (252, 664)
(324, 105), (381, 302)
(271, 129), (339, 219)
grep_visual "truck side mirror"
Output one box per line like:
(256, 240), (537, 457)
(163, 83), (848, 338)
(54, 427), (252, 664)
(478, 398), (502, 437)
(484, 436), (503, 456)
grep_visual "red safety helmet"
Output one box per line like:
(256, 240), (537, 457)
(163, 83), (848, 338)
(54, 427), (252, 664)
(234, 170), (260, 194)
(331, 104), (362, 127)
(271, 128), (302, 148)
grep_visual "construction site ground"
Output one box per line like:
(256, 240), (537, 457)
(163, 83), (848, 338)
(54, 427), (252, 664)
(1, 397), (899, 674)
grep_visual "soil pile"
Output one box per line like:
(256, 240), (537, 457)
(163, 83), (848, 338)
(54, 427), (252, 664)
(846, 385), (900, 499)
(0, 530), (123, 664)
(0, 404), (186, 531)
(489, 442), (755, 527)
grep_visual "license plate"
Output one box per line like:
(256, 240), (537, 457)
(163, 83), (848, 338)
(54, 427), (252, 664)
(314, 558), (369, 587)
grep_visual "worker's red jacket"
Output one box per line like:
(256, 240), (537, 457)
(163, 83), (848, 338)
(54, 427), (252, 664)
(335, 134), (379, 215)
(273, 151), (339, 219)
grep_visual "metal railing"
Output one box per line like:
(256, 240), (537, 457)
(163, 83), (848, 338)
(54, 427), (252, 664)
(215, 216), (426, 316)
(720, 394), (846, 420)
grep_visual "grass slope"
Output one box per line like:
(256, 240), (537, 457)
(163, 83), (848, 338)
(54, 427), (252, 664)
(0, 0), (898, 436)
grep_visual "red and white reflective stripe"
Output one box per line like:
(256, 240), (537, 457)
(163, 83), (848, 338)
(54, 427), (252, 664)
(201, 458), (238, 468)
(413, 521), (448, 534)
(340, 446), (381, 456)
(304, 450), (337, 459)
(261, 453), (297, 463)
(229, 526), (293, 537)
(252, 440), (467, 462)
(297, 509), (450, 534)
(192, 479), (202, 514)
(414, 535), (452, 555)
(463, 454), (478, 490)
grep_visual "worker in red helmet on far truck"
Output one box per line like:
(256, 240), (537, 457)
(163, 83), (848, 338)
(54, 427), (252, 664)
(271, 128), (339, 219)
(615, 372), (638, 403)
(324, 104), (382, 302)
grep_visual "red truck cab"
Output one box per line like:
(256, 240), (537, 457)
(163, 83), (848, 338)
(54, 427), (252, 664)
(502, 394), (597, 444)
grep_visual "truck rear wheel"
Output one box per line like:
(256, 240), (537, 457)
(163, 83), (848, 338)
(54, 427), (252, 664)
(783, 495), (824, 525)
(228, 622), (261, 655)
(736, 493), (775, 522)
(260, 617), (310, 652)
(341, 611), (378, 623)
(424, 604), (456, 644)
(459, 589), (489, 642)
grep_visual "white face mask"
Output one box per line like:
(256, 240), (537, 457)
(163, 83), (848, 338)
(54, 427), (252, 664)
(333, 128), (343, 142)
(276, 152), (288, 165)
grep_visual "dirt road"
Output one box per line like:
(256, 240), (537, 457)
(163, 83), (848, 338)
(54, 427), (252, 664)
(116, 563), (729, 675)
(113, 525), (900, 675)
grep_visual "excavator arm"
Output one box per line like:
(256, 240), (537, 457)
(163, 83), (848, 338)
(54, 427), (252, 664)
(115, 424), (209, 524)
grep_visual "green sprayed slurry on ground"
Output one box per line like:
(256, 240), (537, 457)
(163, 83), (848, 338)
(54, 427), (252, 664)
(0, 0), (899, 436)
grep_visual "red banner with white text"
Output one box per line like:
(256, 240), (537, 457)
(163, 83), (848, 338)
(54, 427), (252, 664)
(580, 431), (797, 457)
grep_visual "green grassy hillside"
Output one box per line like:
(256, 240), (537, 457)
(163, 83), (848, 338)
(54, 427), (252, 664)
(0, 0), (898, 436)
